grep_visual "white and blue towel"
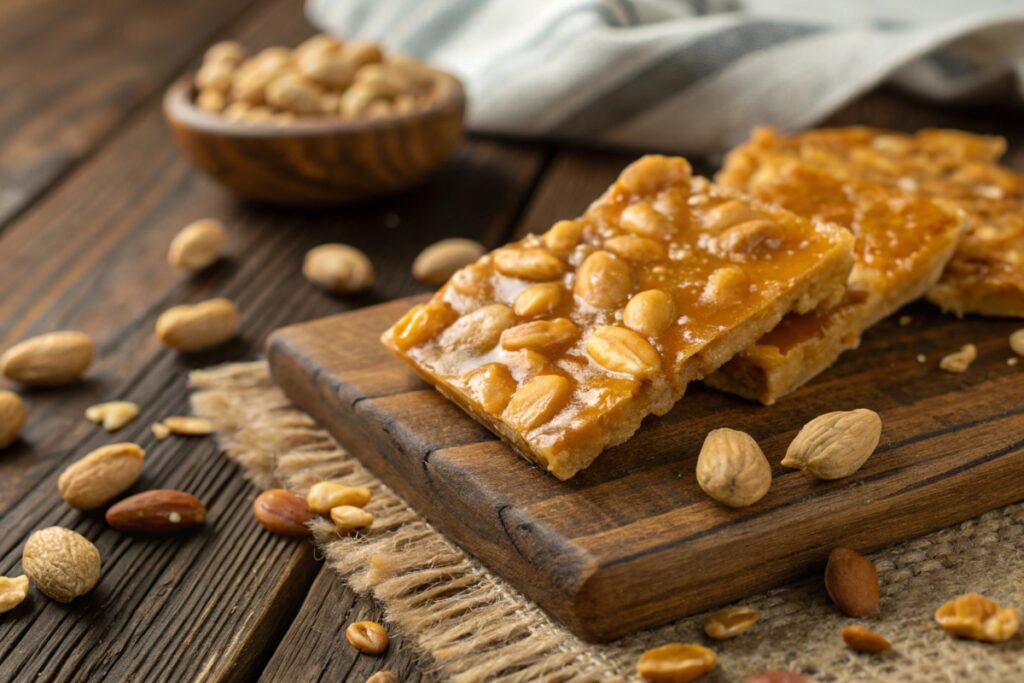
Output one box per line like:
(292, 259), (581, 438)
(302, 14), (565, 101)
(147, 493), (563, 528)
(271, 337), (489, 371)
(308, 0), (1024, 153)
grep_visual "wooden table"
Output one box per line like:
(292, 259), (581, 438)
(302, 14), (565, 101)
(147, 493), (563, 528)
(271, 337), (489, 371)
(1, 1), (1022, 681)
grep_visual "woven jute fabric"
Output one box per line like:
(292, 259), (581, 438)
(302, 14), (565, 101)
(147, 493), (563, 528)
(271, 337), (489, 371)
(190, 361), (1024, 683)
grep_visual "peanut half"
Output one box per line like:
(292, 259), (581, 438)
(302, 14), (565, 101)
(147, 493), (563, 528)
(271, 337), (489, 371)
(22, 527), (101, 603)
(412, 238), (485, 286)
(346, 620), (389, 655)
(85, 401), (139, 432)
(696, 428), (771, 508)
(703, 606), (758, 640)
(58, 443), (145, 510)
(935, 593), (1020, 643)
(1, 331), (94, 386)
(0, 575), (30, 613)
(303, 244), (374, 293)
(306, 482), (371, 514)
(825, 547), (879, 617)
(168, 218), (227, 270)
(842, 625), (892, 653)
(330, 505), (374, 531)
(156, 298), (239, 352)
(782, 409), (881, 479)
(162, 416), (215, 436)
(636, 643), (716, 683)
(0, 390), (27, 448)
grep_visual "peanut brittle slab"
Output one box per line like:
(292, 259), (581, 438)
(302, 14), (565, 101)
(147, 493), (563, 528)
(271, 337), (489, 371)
(382, 155), (854, 479)
(720, 126), (1024, 318)
(708, 160), (967, 404)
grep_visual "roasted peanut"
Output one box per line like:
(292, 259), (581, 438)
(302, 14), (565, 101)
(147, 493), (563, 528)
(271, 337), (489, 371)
(0, 390), (27, 448)
(462, 363), (517, 414)
(696, 429), (771, 508)
(412, 238), (485, 286)
(842, 625), (892, 653)
(265, 73), (323, 115)
(513, 282), (563, 318)
(168, 219), (227, 270)
(156, 298), (239, 352)
(330, 505), (374, 531)
(346, 620), (389, 654)
(58, 443), (145, 510)
(623, 290), (675, 338)
(85, 401), (139, 432)
(0, 575), (30, 613)
(1, 331), (94, 386)
(542, 220), (583, 254)
(388, 301), (457, 350)
(620, 202), (673, 237)
(439, 304), (515, 352)
(503, 375), (572, 431)
(636, 643), (716, 683)
(1010, 329), (1024, 357)
(586, 326), (660, 379)
(306, 482), (371, 514)
(604, 234), (666, 262)
(493, 248), (566, 281)
(703, 606), (758, 640)
(574, 251), (633, 308)
(501, 319), (580, 354)
(935, 593), (1019, 643)
(303, 244), (375, 293)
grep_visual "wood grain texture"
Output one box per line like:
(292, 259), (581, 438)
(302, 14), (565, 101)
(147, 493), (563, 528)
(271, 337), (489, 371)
(269, 286), (1024, 642)
(0, 0), (260, 229)
(164, 75), (466, 205)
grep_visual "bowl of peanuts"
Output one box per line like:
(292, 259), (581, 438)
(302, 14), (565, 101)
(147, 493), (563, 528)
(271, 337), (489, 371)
(163, 34), (466, 205)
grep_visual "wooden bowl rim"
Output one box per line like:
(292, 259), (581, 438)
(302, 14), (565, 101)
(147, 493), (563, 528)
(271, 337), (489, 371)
(163, 70), (466, 138)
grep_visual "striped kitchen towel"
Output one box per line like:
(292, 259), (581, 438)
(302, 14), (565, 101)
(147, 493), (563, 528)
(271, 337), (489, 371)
(307, 0), (1024, 154)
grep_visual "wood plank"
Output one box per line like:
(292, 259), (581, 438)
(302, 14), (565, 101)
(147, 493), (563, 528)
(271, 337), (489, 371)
(0, 3), (546, 680)
(0, 0), (265, 229)
(269, 294), (1024, 642)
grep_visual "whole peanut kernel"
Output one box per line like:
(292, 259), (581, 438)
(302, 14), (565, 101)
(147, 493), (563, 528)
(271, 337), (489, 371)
(1, 331), (94, 386)
(156, 298), (239, 352)
(0, 390), (27, 448)
(168, 219), (227, 270)
(1008, 329), (1024, 357)
(412, 238), (485, 286)
(303, 244), (375, 293)
(346, 620), (389, 654)
(636, 643), (716, 683)
(306, 482), (371, 514)
(58, 443), (146, 510)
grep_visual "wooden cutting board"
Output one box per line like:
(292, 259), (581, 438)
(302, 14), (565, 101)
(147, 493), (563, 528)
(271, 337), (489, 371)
(268, 295), (1024, 642)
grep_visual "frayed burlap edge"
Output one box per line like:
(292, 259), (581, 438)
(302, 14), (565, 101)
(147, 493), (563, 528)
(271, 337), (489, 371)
(190, 362), (1024, 683)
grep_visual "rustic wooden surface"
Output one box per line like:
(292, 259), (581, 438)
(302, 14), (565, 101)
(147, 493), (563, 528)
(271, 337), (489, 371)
(268, 292), (1024, 642)
(1, 0), (1023, 678)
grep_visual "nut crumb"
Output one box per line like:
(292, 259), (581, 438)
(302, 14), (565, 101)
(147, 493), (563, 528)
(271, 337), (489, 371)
(1009, 357), (1020, 367)
(898, 315), (911, 326)
(916, 353), (927, 364)
(151, 422), (171, 440)
(939, 344), (977, 373)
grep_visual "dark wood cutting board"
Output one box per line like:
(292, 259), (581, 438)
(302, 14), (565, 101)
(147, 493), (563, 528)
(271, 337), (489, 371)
(268, 295), (1024, 642)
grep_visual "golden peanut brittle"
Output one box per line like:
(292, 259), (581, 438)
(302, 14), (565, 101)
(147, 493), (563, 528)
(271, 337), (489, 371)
(708, 159), (967, 404)
(720, 126), (1024, 318)
(382, 155), (854, 479)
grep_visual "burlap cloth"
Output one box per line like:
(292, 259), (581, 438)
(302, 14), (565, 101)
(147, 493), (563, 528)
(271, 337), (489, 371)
(189, 362), (1024, 683)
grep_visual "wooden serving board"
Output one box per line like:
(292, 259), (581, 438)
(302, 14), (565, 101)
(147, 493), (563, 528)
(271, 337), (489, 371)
(268, 295), (1024, 642)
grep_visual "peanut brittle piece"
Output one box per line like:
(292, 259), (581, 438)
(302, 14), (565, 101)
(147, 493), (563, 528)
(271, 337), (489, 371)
(721, 126), (1024, 317)
(382, 155), (854, 479)
(708, 161), (967, 404)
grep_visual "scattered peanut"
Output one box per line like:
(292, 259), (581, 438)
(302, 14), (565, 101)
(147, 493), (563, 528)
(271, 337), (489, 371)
(0, 390), (27, 448)
(842, 625), (892, 653)
(742, 672), (805, 683)
(1008, 329), (1024, 357)
(252, 489), (314, 537)
(703, 606), (758, 640)
(168, 219), (227, 270)
(935, 593), (1020, 643)
(0, 575), (30, 613)
(22, 527), (101, 603)
(636, 643), (716, 683)
(162, 416), (215, 436)
(782, 409), (881, 479)
(151, 422), (171, 440)
(0, 331), (94, 386)
(85, 401), (139, 432)
(330, 505), (374, 531)
(346, 620), (389, 655)
(824, 547), (879, 617)
(412, 238), (485, 286)
(939, 343), (977, 373)
(156, 298), (239, 352)
(365, 672), (398, 683)
(696, 428), (771, 508)
(303, 244), (375, 293)
(58, 443), (145, 510)
(306, 482), (371, 514)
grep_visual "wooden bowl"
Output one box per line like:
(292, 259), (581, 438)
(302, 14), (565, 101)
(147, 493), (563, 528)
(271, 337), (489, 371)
(163, 73), (466, 205)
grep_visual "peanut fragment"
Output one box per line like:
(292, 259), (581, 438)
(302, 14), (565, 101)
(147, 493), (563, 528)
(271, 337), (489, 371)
(163, 416), (215, 436)
(463, 363), (517, 414)
(168, 219), (227, 270)
(439, 305), (515, 352)
(85, 401), (139, 432)
(151, 422), (171, 440)
(586, 326), (660, 380)
(156, 298), (239, 352)
(842, 625), (892, 653)
(0, 390), (27, 448)
(346, 620), (389, 655)
(1, 331), (94, 386)
(330, 505), (374, 531)
(825, 547), (879, 617)
(1011, 329), (1024, 357)
(696, 429), (771, 508)
(935, 593), (1020, 643)
(0, 575), (29, 613)
(636, 643), (716, 683)
(412, 238), (485, 286)
(703, 606), (758, 640)
(306, 482), (371, 514)
(782, 409), (881, 480)
(939, 343), (977, 373)
(303, 244), (375, 293)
